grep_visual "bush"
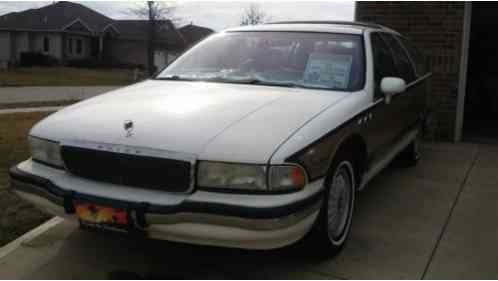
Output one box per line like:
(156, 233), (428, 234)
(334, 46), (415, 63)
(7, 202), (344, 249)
(66, 57), (144, 70)
(20, 52), (59, 67)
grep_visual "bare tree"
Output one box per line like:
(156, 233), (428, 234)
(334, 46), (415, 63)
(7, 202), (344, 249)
(240, 3), (270, 26)
(128, 1), (181, 24)
(128, 1), (181, 75)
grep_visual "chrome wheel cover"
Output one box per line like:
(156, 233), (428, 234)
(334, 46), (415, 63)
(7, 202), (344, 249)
(327, 161), (354, 245)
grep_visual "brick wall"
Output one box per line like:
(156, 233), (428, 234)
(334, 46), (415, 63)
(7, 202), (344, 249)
(356, 2), (465, 140)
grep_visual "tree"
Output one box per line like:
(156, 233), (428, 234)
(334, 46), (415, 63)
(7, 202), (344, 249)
(128, 1), (181, 24)
(240, 3), (270, 26)
(128, 1), (180, 75)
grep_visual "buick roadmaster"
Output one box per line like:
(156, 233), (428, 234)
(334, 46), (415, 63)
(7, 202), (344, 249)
(9, 21), (430, 256)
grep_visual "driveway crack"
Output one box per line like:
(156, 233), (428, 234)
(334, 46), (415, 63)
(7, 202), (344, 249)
(420, 146), (480, 279)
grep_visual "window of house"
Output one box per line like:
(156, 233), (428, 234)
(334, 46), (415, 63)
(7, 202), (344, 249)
(43, 37), (50, 53)
(76, 39), (82, 54)
(68, 38), (73, 54)
(381, 33), (417, 83)
(370, 33), (397, 100)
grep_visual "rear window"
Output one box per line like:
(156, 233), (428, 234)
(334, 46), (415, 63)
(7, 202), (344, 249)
(381, 33), (417, 83)
(398, 36), (429, 77)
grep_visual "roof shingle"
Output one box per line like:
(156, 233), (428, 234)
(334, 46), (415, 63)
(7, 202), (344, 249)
(179, 24), (214, 45)
(114, 20), (184, 45)
(0, 1), (113, 32)
(0, 1), (186, 48)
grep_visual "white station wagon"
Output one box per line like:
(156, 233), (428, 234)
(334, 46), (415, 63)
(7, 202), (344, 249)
(10, 21), (430, 256)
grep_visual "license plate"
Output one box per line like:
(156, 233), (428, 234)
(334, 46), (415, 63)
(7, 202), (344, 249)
(75, 202), (129, 233)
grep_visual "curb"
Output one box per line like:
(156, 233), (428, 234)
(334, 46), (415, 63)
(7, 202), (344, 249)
(0, 217), (64, 260)
(0, 106), (63, 115)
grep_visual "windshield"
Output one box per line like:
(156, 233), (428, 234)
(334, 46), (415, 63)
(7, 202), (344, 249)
(157, 31), (365, 91)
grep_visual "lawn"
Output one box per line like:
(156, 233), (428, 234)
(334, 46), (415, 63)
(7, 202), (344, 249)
(0, 67), (137, 87)
(0, 111), (53, 246)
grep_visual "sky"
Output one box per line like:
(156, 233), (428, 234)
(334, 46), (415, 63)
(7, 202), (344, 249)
(0, 1), (355, 31)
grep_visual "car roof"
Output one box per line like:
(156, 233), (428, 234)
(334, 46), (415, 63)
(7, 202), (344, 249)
(225, 21), (399, 36)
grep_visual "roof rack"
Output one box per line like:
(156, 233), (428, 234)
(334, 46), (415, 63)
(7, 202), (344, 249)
(267, 21), (385, 29)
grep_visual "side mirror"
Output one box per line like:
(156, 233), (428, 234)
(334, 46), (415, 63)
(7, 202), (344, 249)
(381, 77), (406, 104)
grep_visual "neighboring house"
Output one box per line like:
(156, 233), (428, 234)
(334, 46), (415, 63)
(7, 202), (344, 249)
(110, 20), (185, 69)
(0, 1), (185, 69)
(179, 23), (214, 48)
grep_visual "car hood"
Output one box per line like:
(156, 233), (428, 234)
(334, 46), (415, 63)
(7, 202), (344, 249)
(31, 80), (348, 163)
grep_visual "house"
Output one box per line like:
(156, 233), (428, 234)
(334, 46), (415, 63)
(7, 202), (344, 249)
(356, 2), (496, 143)
(178, 23), (214, 47)
(0, 1), (186, 69)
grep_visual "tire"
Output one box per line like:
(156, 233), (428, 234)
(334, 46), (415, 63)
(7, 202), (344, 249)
(306, 152), (356, 257)
(398, 132), (421, 167)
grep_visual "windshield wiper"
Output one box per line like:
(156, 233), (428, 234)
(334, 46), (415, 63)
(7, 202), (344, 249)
(246, 79), (342, 91)
(155, 75), (197, 81)
(202, 77), (301, 88)
(157, 76), (340, 91)
(239, 79), (322, 90)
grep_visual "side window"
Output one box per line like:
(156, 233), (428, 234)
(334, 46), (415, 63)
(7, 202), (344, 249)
(370, 33), (397, 100)
(76, 39), (83, 55)
(398, 36), (428, 77)
(43, 37), (50, 53)
(381, 34), (416, 83)
(67, 38), (73, 54)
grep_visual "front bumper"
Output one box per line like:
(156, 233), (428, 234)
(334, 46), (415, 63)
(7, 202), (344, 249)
(9, 160), (324, 249)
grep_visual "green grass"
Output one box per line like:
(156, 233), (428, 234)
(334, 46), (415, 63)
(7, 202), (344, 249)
(0, 111), (53, 246)
(0, 67), (135, 87)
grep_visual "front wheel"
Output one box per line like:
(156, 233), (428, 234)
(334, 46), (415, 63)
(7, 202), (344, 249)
(307, 155), (356, 257)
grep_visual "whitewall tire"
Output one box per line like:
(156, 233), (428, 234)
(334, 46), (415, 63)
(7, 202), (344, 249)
(306, 153), (356, 257)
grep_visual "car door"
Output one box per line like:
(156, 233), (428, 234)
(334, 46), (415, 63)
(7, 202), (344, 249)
(365, 32), (406, 160)
(381, 33), (419, 132)
(397, 35), (431, 123)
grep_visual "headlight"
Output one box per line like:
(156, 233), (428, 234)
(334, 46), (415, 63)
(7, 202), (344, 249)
(197, 161), (267, 191)
(28, 136), (64, 168)
(197, 161), (307, 191)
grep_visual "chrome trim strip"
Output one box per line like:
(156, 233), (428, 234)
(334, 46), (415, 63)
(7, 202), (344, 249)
(406, 72), (432, 89)
(11, 172), (321, 231)
(373, 72), (432, 103)
(359, 127), (418, 190)
(145, 200), (321, 231)
(60, 139), (197, 163)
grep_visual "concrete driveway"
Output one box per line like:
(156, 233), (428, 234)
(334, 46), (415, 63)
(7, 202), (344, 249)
(0, 142), (497, 279)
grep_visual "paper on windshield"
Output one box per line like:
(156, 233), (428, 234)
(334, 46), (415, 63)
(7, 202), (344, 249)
(303, 53), (353, 89)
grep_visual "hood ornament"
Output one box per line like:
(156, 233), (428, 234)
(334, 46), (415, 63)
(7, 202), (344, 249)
(124, 120), (134, 137)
